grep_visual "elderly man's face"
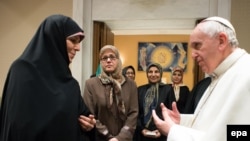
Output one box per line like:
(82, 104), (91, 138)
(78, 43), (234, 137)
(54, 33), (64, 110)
(189, 25), (221, 74)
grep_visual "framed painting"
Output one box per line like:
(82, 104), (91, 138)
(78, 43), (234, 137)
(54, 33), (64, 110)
(138, 42), (188, 72)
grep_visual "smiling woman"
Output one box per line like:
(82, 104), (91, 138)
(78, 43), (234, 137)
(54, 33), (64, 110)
(168, 66), (190, 113)
(122, 65), (136, 80)
(66, 33), (84, 63)
(135, 63), (176, 141)
(0, 14), (95, 141)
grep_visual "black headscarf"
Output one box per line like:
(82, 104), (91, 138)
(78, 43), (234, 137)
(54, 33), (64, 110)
(0, 15), (92, 141)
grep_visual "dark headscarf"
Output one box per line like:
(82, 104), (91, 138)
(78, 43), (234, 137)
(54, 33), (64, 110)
(0, 15), (92, 141)
(20, 14), (84, 74)
(122, 65), (136, 77)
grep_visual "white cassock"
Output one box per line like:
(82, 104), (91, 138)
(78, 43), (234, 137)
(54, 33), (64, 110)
(167, 48), (250, 141)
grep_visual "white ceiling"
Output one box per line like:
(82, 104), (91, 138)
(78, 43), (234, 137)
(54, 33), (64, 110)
(92, 0), (210, 35)
(104, 19), (197, 35)
(92, 0), (232, 35)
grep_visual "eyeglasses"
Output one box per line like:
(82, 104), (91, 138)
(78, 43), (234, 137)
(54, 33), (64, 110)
(101, 55), (117, 62)
(126, 72), (135, 75)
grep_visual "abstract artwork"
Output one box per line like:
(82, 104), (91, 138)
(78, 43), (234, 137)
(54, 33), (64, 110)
(138, 42), (188, 72)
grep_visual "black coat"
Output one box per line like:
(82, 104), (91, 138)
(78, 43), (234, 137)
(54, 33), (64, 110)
(135, 83), (176, 141)
(184, 77), (212, 114)
(168, 84), (190, 113)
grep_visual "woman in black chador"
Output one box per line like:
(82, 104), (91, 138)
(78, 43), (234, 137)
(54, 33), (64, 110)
(0, 15), (95, 141)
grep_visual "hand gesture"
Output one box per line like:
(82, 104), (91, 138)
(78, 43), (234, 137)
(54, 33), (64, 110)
(78, 114), (96, 131)
(152, 102), (180, 136)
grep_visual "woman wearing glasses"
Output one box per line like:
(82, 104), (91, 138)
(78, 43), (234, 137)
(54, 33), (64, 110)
(134, 63), (175, 141)
(122, 65), (136, 81)
(83, 45), (138, 141)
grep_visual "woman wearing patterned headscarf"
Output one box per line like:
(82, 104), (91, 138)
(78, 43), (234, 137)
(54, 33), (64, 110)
(168, 66), (190, 113)
(83, 45), (138, 141)
(135, 63), (175, 141)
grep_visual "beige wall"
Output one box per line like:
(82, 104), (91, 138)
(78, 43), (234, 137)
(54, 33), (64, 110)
(0, 0), (72, 95)
(231, 0), (250, 53)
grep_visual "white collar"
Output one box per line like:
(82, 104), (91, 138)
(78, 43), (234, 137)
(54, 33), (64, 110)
(210, 48), (246, 79)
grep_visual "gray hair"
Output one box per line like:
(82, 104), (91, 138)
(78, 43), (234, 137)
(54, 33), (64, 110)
(198, 20), (239, 48)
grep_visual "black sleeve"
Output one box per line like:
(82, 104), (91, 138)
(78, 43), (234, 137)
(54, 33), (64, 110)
(184, 77), (211, 114)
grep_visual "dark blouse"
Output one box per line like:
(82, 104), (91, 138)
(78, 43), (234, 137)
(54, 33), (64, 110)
(168, 84), (190, 113)
(184, 77), (212, 114)
(135, 83), (176, 141)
